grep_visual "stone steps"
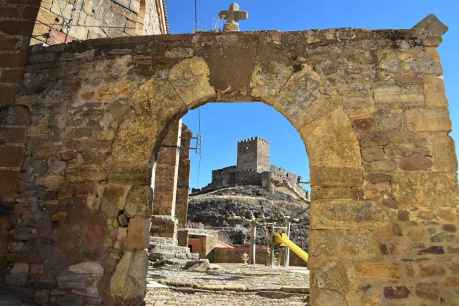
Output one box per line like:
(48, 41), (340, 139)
(150, 244), (190, 254)
(148, 236), (199, 262)
(149, 237), (177, 246)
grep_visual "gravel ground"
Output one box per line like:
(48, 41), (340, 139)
(145, 263), (310, 306)
(145, 288), (308, 306)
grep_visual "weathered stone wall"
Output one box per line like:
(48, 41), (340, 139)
(2, 14), (458, 306)
(31, 0), (167, 45)
(270, 165), (299, 186)
(175, 123), (191, 227)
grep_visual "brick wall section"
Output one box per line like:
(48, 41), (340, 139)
(0, 0), (40, 282)
(175, 123), (191, 226)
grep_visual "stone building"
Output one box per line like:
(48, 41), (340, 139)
(201, 137), (307, 199)
(31, 0), (168, 45)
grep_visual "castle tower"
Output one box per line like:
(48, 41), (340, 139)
(237, 137), (270, 172)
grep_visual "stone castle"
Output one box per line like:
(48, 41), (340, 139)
(198, 137), (308, 200)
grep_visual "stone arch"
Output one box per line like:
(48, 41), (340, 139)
(5, 16), (458, 306)
(114, 54), (365, 305)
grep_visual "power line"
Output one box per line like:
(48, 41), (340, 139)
(193, 0), (198, 32)
(196, 108), (202, 187)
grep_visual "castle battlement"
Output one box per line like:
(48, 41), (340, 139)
(238, 136), (269, 145)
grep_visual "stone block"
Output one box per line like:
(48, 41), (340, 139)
(127, 216), (149, 250)
(312, 261), (350, 305)
(411, 14), (448, 46)
(0, 105), (30, 125)
(361, 145), (386, 162)
(100, 184), (130, 218)
(354, 262), (401, 280)
(425, 133), (457, 173)
(125, 185), (152, 217)
(424, 75), (448, 107)
(0, 145), (24, 167)
(309, 229), (381, 265)
(311, 167), (363, 187)
(406, 108), (451, 132)
(36, 175), (64, 190)
(301, 108), (362, 168)
(419, 263), (446, 277)
(398, 153), (433, 171)
(415, 282), (439, 300)
(392, 172), (456, 209)
(384, 286), (410, 299)
(374, 83), (424, 106)
(34, 289), (50, 305)
(57, 273), (94, 289)
(311, 199), (392, 229)
(68, 262), (103, 275)
(0, 169), (19, 199)
(5, 263), (29, 286)
(312, 186), (360, 200)
(168, 57), (216, 107)
(110, 250), (147, 304)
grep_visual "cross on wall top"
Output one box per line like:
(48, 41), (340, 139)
(219, 3), (248, 32)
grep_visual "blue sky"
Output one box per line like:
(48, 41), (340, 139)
(166, 1), (459, 188)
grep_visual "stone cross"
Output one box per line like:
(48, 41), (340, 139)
(219, 3), (248, 32)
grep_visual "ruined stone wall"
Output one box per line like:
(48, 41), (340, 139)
(3, 15), (458, 306)
(175, 123), (192, 226)
(210, 166), (237, 187)
(270, 165), (299, 187)
(31, 0), (167, 45)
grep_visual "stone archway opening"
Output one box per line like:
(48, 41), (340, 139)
(6, 15), (457, 306)
(146, 101), (312, 304)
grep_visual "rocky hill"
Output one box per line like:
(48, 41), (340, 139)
(187, 186), (310, 251)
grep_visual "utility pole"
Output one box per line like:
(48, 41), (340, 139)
(249, 218), (257, 265)
(284, 221), (291, 268)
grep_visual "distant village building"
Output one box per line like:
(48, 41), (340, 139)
(194, 137), (308, 200)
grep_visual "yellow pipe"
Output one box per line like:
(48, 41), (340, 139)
(273, 233), (309, 264)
